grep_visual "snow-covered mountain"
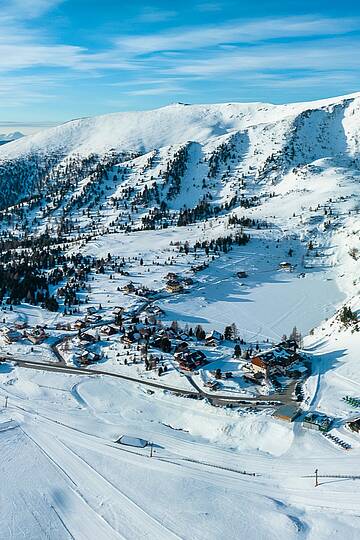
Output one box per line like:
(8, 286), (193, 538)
(0, 130), (24, 145)
(1, 92), (360, 208)
(0, 94), (359, 539)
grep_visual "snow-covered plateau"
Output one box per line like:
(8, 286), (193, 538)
(0, 93), (359, 539)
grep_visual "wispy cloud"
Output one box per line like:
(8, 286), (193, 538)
(196, 2), (223, 12)
(136, 7), (178, 23)
(115, 16), (359, 54)
(1, 6), (360, 115)
(3, 0), (64, 19)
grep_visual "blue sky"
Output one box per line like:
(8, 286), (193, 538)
(1, 0), (360, 131)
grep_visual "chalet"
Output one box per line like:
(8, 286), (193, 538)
(123, 282), (136, 294)
(166, 281), (183, 294)
(100, 325), (117, 336)
(243, 371), (264, 385)
(175, 341), (189, 353)
(25, 329), (48, 345)
(165, 272), (179, 281)
(79, 351), (101, 365)
(191, 262), (208, 273)
(56, 322), (71, 331)
(278, 339), (298, 352)
(86, 315), (102, 324)
(206, 330), (222, 341)
(113, 306), (125, 316)
(79, 332), (97, 344)
(176, 350), (207, 371)
(1, 327), (21, 344)
(205, 330), (222, 346)
(251, 347), (298, 377)
(74, 319), (86, 330)
(347, 418), (360, 433)
(15, 321), (27, 330)
(86, 306), (97, 315)
(279, 261), (292, 272)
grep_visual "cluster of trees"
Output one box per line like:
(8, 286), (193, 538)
(192, 232), (250, 255)
(0, 152), (59, 210)
(338, 306), (358, 330)
(208, 141), (236, 178)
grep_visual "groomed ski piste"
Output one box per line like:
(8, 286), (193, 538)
(0, 93), (359, 538)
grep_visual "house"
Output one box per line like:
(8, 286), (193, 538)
(347, 418), (360, 433)
(15, 321), (27, 330)
(175, 341), (189, 353)
(25, 330), (48, 345)
(79, 332), (97, 344)
(123, 282), (136, 294)
(56, 322), (71, 331)
(100, 325), (117, 336)
(205, 330), (222, 341)
(243, 371), (264, 385)
(279, 261), (292, 271)
(302, 412), (331, 432)
(74, 319), (86, 330)
(86, 306), (97, 315)
(165, 272), (179, 281)
(113, 306), (125, 316)
(1, 327), (21, 344)
(166, 281), (183, 294)
(251, 347), (298, 377)
(86, 315), (102, 324)
(176, 349), (207, 371)
(79, 351), (101, 365)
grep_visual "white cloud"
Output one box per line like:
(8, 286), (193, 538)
(161, 39), (360, 77)
(3, 0), (63, 19)
(115, 16), (360, 54)
(196, 2), (223, 12)
(136, 7), (178, 23)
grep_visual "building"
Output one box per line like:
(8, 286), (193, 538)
(1, 327), (21, 344)
(74, 320), (86, 330)
(25, 329), (48, 345)
(100, 325), (117, 336)
(279, 261), (292, 271)
(113, 306), (125, 316)
(251, 347), (298, 377)
(166, 281), (183, 294)
(302, 412), (331, 432)
(273, 404), (300, 422)
(346, 418), (360, 433)
(123, 282), (136, 294)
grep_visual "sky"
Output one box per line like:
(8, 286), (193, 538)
(1, 0), (360, 132)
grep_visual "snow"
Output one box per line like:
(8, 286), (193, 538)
(0, 91), (360, 538)
(1, 92), (360, 160)
(0, 363), (359, 539)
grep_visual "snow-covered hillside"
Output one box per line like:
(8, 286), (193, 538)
(0, 93), (359, 539)
(0, 131), (24, 145)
